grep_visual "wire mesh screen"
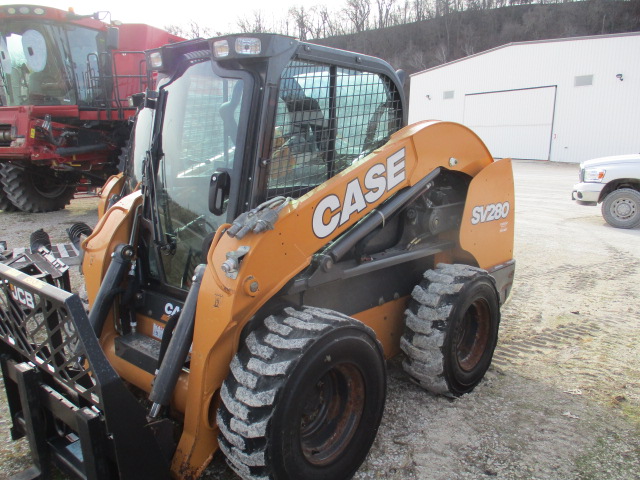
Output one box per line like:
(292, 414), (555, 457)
(267, 60), (403, 199)
(0, 268), (103, 409)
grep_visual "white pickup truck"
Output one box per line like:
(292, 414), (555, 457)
(572, 154), (640, 229)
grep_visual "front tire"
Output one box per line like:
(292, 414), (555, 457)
(601, 188), (640, 229)
(401, 264), (500, 396)
(0, 164), (76, 213)
(217, 306), (387, 480)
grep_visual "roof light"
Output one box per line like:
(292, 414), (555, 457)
(19, 6), (30, 14)
(235, 37), (261, 55)
(34, 7), (45, 15)
(7, 7), (16, 14)
(213, 40), (229, 58)
(148, 51), (163, 69)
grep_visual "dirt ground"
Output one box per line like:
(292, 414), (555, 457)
(1, 160), (639, 479)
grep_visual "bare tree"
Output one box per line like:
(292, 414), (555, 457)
(412, 0), (434, 22)
(307, 7), (328, 39)
(405, 41), (430, 70)
(376, 0), (397, 29)
(164, 21), (214, 39)
(237, 11), (267, 33)
(344, 0), (372, 33)
(435, 0), (452, 17)
(459, 22), (476, 55)
(289, 6), (310, 40)
(434, 42), (448, 63)
(317, 5), (345, 37)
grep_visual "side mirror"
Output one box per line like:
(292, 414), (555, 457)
(209, 170), (230, 216)
(106, 27), (120, 50)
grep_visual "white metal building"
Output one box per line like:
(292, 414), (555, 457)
(408, 33), (640, 163)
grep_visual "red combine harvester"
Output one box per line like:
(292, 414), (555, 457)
(0, 4), (182, 212)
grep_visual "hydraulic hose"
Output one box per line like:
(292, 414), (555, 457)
(88, 244), (134, 336)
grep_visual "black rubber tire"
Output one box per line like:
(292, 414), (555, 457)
(401, 263), (500, 397)
(217, 306), (387, 480)
(601, 188), (640, 229)
(0, 182), (17, 211)
(0, 164), (76, 213)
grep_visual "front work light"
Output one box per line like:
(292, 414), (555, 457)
(213, 40), (230, 58)
(235, 37), (261, 55)
(148, 51), (163, 69)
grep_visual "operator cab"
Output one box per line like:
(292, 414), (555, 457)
(137, 34), (405, 299)
(0, 10), (111, 107)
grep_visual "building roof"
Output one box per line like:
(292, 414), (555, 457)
(410, 31), (640, 77)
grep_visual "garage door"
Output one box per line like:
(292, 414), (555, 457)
(463, 86), (556, 160)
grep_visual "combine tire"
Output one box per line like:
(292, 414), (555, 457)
(218, 306), (386, 480)
(401, 264), (500, 396)
(0, 183), (17, 211)
(601, 188), (640, 229)
(0, 164), (76, 213)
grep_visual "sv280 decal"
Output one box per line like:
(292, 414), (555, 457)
(470, 202), (510, 225)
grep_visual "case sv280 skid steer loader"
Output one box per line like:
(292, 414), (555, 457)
(0, 34), (515, 480)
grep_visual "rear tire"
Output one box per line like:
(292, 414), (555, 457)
(217, 306), (386, 480)
(401, 264), (500, 396)
(0, 182), (17, 211)
(0, 164), (76, 213)
(601, 188), (640, 229)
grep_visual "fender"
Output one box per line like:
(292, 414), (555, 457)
(460, 158), (515, 269)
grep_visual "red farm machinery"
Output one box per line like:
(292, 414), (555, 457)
(0, 4), (183, 212)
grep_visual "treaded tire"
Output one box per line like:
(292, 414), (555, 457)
(217, 306), (387, 480)
(401, 263), (500, 397)
(601, 188), (640, 229)
(0, 182), (17, 211)
(0, 164), (76, 213)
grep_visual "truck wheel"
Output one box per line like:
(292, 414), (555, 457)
(0, 183), (17, 211)
(0, 164), (76, 213)
(401, 264), (500, 396)
(217, 306), (386, 480)
(601, 188), (640, 229)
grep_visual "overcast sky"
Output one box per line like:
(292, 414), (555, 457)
(32, 0), (344, 35)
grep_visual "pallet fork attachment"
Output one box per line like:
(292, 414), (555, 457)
(0, 263), (171, 479)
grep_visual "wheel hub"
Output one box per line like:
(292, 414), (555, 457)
(612, 198), (635, 219)
(454, 299), (491, 372)
(300, 364), (365, 466)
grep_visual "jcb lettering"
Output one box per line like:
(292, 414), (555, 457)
(313, 148), (406, 238)
(10, 286), (36, 309)
(471, 202), (510, 225)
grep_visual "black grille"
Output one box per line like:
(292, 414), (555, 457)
(0, 265), (102, 408)
(266, 61), (403, 199)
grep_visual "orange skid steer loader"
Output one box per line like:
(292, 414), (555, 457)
(0, 34), (515, 479)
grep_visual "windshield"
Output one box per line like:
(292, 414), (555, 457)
(151, 60), (246, 289)
(122, 105), (154, 193)
(0, 20), (107, 106)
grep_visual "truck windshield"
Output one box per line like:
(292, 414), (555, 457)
(151, 59), (247, 289)
(0, 20), (107, 106)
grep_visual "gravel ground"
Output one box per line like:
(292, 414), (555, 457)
(1, 160), (639, 480)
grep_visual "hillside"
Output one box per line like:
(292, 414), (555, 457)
(314, 1), (640, 75)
